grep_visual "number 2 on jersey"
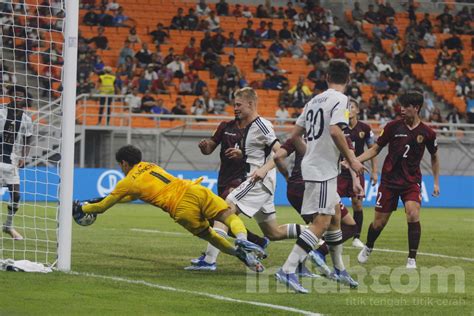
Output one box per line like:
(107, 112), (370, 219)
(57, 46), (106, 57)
(403, 144), (410, 158)
(306, 108), (324, 141)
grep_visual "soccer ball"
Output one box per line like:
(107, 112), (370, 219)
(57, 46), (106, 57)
(74, 212), (97, 226)
(72, 201), (97, 226)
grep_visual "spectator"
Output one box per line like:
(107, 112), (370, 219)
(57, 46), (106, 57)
(278, 85), (291, 107)
(364, 4), (379, 24)
(210, 55), (225, 79)
(391, 37), (403, 58)
(225, 32), (237, 47)
(216, 0), (229, 16)
(239, 20), (255, 45)
(178, 76), (193, 95)
(287, 39), (305, 59)
(183, 37), (198, 61)
(285, 1), (297, 19)
(203, 47), (218, 69)
(206, 10), (221, 32)
(267, 22), (277, 40)
(437, 45), (452, 66)
(97, 7), (114, 26)
(419, 13), (432, 32)
(307, 63), (323, 84)
(232, 4), (242, 17)
(87, 26), (108, 50)
(455, 70), (471, 96)
(383, 18), (398, 39)
(125, 88), (142, 113)
(196, 0), (211, 16)
(269, 39), (286, 57)
(378, 2), (395, 23)
(164, 47), (176, 65)
(135, 42), (152, 67)
(83, 9), (98, 26)
(96, 66), (117, 125)
(242, 6), (253, 19)
(436, 6), (454, 29)
(184, 8), (199, 30)
(368, 96), (384, 118)
(152, 99), (171, 115)
(140, 90), (156, 113)
(351, 1), (364, 31)
(329, 39), (346, 59)
(200, 31), (213, 52)
(171, 8), (186, 30)
(429, 107), (447, 125)
(289, 77), (312, 108)
(452, 47), (464, 66)
(376, 56), (393, 73)
(127, 26), (141, 45)
(255, 21), (268, 39)
(113, 7), (133, 27)
(118, 41), (134, 65)
(191, 98), (207, 120)
(167, 55), (186, 78)
(106, 0), (120, 11)
(466, 90), (474, 123)
(373, 72), (390, 94)
(211, 30), (226, 53)
(446, 106), (462, 125)
(275, 103), (289, 125)
(157, 65), (174, 89)
(170, 97), (187, 115)
(256, 4), (269, 18)
(279, 21), (292, 40)
(192, 73), (207, 96)
(422, 28), (437, 48)
(149, 23), (169, 45)
(346, 81), (362, 103)
(444, 32), (463, 50)
(253, 51), (267, 73)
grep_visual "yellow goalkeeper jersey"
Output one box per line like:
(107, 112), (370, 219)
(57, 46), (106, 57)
(82, 162), (201, 217)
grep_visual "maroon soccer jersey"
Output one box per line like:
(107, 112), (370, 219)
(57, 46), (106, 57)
(340, 121), (375, 179)
(210, 120), (246, 191)
(377, 119), (437, 189)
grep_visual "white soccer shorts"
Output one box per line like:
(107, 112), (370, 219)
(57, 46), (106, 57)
(0, 162), (20, 186)
(226, 178), (276, 222)
(301, 177), (339, 216)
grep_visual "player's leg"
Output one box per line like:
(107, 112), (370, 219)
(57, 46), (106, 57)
(2, 175), (23, 240)
(405, 201), (421, 268)
(351, 196), (365, 248)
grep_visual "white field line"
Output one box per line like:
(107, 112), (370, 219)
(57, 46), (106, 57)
(69, 271), (321, 316)
(130, 228), (474, 263)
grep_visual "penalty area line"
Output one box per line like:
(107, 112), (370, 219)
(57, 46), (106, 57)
(131, 228), (474, 262)
(69, 271), (321, 316)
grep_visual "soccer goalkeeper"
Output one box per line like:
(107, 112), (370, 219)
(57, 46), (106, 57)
(73, 145), (265, 272)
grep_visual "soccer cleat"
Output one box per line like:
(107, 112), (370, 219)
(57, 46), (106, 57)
(332, 268), (359, 288)
(235, 239), (267, 259)
(184, 259), (217, 271)
(2, 226), (23, 240)
(297, 262), (319, 278)
(262, 237), (270, 250)
(357, 246), (372, 264)
(190, 253), (206, 265)
(235, 247), (264, 273)
(406, 258), (417, 269)
(352, 238), (365, 249)
(275, 268), (309, 294)
(308, 250), (331, 277)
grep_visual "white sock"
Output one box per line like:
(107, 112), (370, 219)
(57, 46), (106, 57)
(282, 244), (307, 273)
(4, 205), (17, 228)
(235, 232), (246, 240)
(286, 224), (305, 239)
(326, 230), (345, 271)
(204, 228), (227, 264)
(282, 229), (319, 273)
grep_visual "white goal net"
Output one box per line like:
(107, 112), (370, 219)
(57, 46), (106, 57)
(0, 0), (76, 270)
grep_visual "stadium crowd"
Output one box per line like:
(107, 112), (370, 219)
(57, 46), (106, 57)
(1, 0), (472, 124)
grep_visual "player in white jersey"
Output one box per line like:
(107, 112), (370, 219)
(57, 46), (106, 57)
(188, 87), (314, 277)
(0, 86), (33, 240)
(275, 60), (365, 293)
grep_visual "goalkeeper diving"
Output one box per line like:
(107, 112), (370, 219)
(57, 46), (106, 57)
(73, 145), (266, 272)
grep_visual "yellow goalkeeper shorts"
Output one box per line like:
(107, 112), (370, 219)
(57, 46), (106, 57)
(173, 184), (229, 236)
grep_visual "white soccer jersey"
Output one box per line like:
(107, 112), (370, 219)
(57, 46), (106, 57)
(242, 116), (278, 193)
(0, 103), (33, 166)
(296, 88), (349, 181)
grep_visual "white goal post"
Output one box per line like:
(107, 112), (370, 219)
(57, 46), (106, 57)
(0, 0), (77, 272)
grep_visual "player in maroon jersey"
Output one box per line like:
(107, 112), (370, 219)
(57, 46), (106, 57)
(274, 137), (363, 277)
(338, 98), (378, 248)
(355, 91), (440, 269)
(185, 119), (269, 270)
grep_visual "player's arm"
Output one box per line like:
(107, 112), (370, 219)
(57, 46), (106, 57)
(357, 143), (382, 163)
(368, 143), (378, 185)
(330, 124), (364, 176)
(431, 151), (440, 197)
(273, 146), (289, 180)
(82, 179), (130, 214)
(349, 167), (365, 199)
(290, 124), (307, 156)
(251, 141), (281, 182)
(198, 138), (218, 155)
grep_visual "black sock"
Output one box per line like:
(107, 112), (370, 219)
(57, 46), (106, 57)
(408, 222), (421, 259)
(228, 229), (267, 248)
(366, 223), (382, 249)
(353, 211), (363, 239)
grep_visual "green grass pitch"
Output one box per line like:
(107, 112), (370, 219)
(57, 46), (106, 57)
(0, 205), (472, 315)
